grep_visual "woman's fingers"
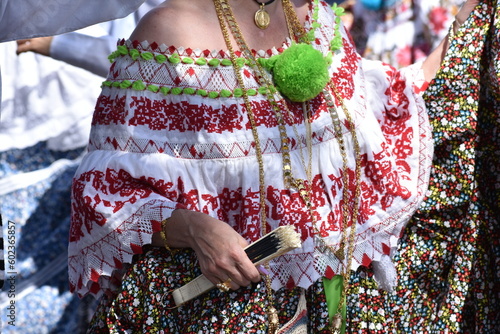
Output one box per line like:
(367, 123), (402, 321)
(184, 211), (262, 289)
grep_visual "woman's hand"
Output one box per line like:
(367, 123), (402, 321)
(157, 209), (262, 290)
(16, 36), (53, 56)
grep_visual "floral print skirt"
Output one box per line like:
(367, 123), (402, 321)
(87, 247), (332, 333)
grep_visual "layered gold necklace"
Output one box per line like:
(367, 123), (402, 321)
(213, 0), (361, 333)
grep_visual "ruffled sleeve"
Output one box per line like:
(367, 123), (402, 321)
(69, 150), (185, 296)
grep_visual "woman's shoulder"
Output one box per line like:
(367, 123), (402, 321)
(129, 0), (225, 50)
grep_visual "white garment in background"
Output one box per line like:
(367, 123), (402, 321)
(0, 1), (159, 152)
(50, 0), (162, 77)
(0, 0), (147, 104)
(0, 33), (103, 151)
(0, 0), (146, 42)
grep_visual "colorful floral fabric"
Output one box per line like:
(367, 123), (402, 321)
(344, 0), (500, 332)
(88, 247), (332, 333)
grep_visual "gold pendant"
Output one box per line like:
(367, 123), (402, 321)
(255, 7), (270, 29)
(331, 312), (343, 333)
(267, 305), (279, 333)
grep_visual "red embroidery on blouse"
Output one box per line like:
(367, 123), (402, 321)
(92, 95), (127, 125)
(332, 37), (360, 101)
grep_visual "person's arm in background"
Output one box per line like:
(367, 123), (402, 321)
(14, 0), (162, 77)
(0, 0), (146, 42)
(49, 32), (117, 77)
(16, 28), (128, 78)
(421, 0), (480, 82)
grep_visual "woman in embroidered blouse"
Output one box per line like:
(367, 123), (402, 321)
(69, 0), (479, 332)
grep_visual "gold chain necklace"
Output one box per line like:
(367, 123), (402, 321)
(213, 0), (362, 333)
(213, 1), (280, 332)
(269, 6), (362, 331)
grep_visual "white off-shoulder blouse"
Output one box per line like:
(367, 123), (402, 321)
(69, 0), (433, 297)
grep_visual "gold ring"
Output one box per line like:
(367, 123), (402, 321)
(216, 278), (232, 292)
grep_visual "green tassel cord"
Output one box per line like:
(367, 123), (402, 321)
(323, 275), (347, 334)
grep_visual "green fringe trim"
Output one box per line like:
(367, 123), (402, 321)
(101, 79), (270, 99)
(108, 46), (250, 68)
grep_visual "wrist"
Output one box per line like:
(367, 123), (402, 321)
(160, 218), (175, 252)
(156, 209), (188, 250)
(165, 208), (199, 249)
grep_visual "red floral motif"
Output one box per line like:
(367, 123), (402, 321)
(332, 37), (360, 101)
(358, 180), (378, 223)
(248, 100), (279, 128)
(247, 99), (312, 129)
(177, 187), (201, 211)
(70, 170), (107, 242)
(138, 175), (180, 200)
(364, 149), (411, 210)
(283, 101), (306, 126)
(199, 187), (262, 241)
(71, 169), (156, 241)
(392, 128), (414, 163)
(266, 187), (314, 242)
(309, 175), (329, 209)
(105, 169), (153, 212)
(92, 95), (127, 125)
(384, 71), (410, 121)
(127, 97), (244, 133)
(236, 189), (263, 240)
(316, 212), (339, 237)
(382, 114), (412, 138)
(219, 188), (245, 212)
(308, 97), (328, 122)
(327, 168), (368, 229)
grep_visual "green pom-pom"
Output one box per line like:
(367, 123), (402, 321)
(271, 43), (329, 102)
(141, 52), (154, 61)
(258, 55), (279, 71)
(129, 49), (140, 60)
(196, 89), (208, 96)
(147, 85), (159, 93)
(196, 57), (207, 65)
(120, 80), (132, 89)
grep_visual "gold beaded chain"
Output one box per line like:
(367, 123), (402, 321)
(281, 0), (307, 43)
(213, 1), (280, 332)
(262, 3), (363, 330)
(323, 83), (362, 334)
(213, 0), (362, 333)
(268, 6), (363, 326)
